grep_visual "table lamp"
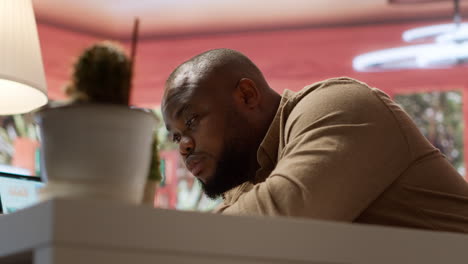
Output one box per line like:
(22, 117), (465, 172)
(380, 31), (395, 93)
(0, 0), (48, 115)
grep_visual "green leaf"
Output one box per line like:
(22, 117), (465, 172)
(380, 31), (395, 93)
(13, 115), (27, 138)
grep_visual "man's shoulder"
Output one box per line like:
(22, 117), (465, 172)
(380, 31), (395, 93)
(283, 77), (393, 136)
(286, 77), (379, 111)
(296, 77), (372, 98)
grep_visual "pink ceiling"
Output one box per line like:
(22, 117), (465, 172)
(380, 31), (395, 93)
(33, 0), (468, 39)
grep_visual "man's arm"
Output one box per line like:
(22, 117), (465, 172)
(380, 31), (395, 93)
(217, 82), (411, 221)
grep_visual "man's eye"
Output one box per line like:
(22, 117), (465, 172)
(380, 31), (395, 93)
(172, 134), (181, 143)
(185, 115), (198, 128)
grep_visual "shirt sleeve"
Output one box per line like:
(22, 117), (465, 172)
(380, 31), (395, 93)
(217, 82), (411, 221)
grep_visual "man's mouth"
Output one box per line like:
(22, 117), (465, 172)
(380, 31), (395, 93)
(185, 155), (205, 177)
(190, 162), (204, 177)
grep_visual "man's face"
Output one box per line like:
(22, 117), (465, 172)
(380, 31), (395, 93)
(163, 87), (256, 199)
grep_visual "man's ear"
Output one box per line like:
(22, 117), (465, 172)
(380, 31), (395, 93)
(233, 78), (260, 109)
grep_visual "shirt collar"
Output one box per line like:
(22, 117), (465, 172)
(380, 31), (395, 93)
(222, 89), (295, 203)
(255, 89), (294, 180)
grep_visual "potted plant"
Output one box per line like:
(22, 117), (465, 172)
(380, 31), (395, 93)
(35, 40), (160, 205)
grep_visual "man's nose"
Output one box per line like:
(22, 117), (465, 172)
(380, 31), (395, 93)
(179, 136), (194, 156)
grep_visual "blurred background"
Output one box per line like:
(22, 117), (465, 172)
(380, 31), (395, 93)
(1, 0), (467, 211)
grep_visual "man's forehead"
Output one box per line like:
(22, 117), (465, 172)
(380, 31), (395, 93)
(163, 88), (192, 117)
(163, 85), (211, 122)
(172, 68), (194, 86)
(163, 92), (204, 132)
(162, 97), (190, 132)
(162, 62), (224, 116)
(164, 75), (216, 110)
(172, 62), (211, 87)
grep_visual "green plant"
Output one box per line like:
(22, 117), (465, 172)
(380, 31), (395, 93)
(0, 127), (13, 164)
(0, 114), (39, 166)
(148, 132), (162, 182)
(395, 91), (465, 174)
(64, 41), (131, 105)
(152, 108), (178, 151)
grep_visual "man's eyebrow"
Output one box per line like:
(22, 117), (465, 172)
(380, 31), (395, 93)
(174, 104), (191, 120)
(165, 103), (191, 132)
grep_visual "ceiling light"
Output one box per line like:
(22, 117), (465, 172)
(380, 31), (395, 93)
(353, 0), (466, 71)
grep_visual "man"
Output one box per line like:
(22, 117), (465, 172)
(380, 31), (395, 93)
(162, 48), (468, 233)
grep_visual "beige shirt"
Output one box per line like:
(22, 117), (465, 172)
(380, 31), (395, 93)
(215, 77), (468, 233)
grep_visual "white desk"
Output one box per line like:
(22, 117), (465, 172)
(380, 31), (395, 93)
(0, 198), (467, 264)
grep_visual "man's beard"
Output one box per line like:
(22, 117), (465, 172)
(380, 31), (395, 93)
(199, 138), (256, 199)
(199, 110), (258, 200)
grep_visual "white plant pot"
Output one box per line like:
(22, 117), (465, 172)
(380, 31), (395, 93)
(35, 104), (156, 204)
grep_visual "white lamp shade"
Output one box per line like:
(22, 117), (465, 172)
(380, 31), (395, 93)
(0, 0), (48, 115)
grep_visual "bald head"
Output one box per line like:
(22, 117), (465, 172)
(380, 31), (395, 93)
(163, 49), (269, 107)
